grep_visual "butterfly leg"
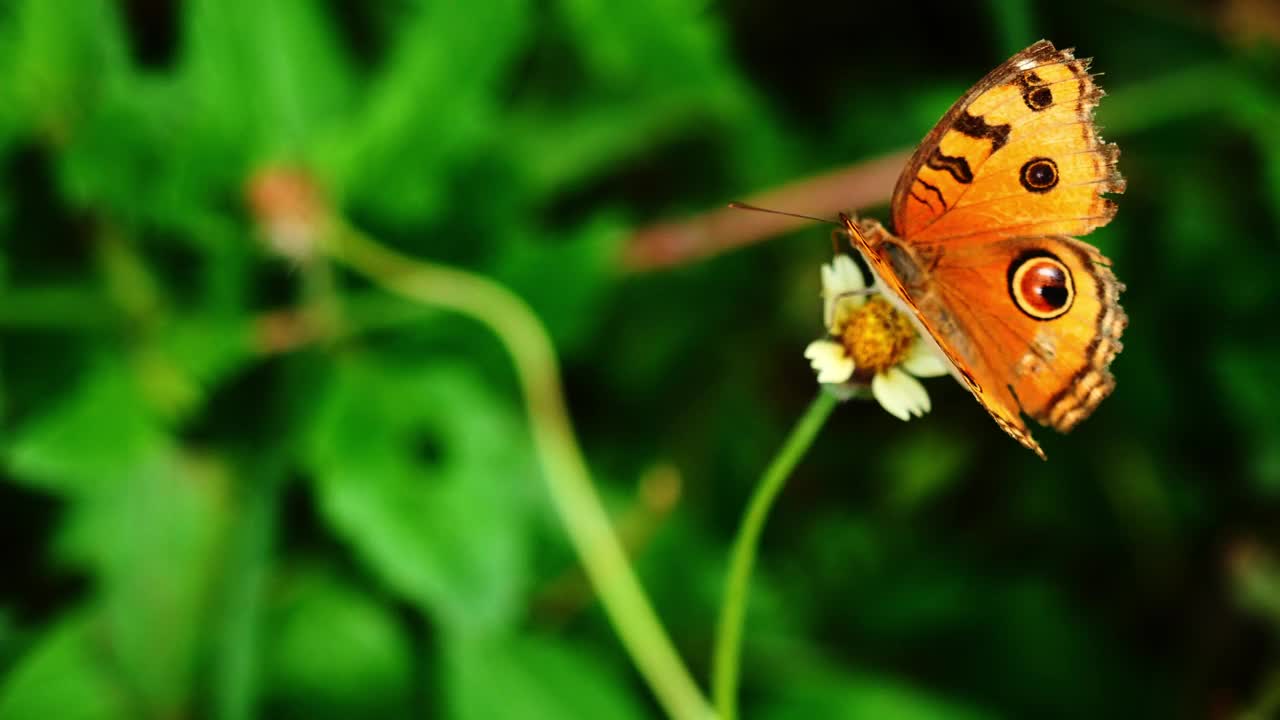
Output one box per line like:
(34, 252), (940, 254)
(829, 228), (846, 255)
(832, 288), (878, 302)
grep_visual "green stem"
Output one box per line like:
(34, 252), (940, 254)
(713, 390), (838, 720)
(213, 459), (287, 720)
(324, 220), (715, 720)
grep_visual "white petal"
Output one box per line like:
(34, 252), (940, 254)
(895, 369), (932, 416)
(819, 358), (855, 385)
(826, 254), (865, 294)
(871, 370), (911, 421)
(820, 263), (837, 295)
(871, 367), (932, 420)
(901, 340), (951, 378)
(803, 339), (837, 361)
(821, 255), (866, 326)
(821, 290), (836, 329)
(804, 340), (855, 384)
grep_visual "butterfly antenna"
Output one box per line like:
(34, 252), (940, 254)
(727, 201), (838, 225)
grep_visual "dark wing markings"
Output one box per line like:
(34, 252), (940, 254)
(953, 110), (1012, 151)
(916, 177), (948, 210)
(909, 190), (936, 212)
(925, 147), (974, 184)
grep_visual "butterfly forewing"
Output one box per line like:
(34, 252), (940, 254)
(890, 41), (1123, 245)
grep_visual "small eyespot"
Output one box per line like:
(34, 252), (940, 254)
(1020, 157), (1059, 193)
(1009, 253), (1074, 320)
(1024, 86), (1053, 111)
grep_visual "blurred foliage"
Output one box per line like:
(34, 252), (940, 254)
(1, 0), (1279, 718)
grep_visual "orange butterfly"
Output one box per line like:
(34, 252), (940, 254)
(846, 40), (1126, 459)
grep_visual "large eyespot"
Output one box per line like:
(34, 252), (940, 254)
(1019, 157), (1059, 193)
(1008, 252), (1074, 320)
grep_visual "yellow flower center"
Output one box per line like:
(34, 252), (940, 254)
(839, 296), (916, 375)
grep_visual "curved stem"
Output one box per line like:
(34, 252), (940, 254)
(324, 220), (715, 720)
(713, 391), (838, 720)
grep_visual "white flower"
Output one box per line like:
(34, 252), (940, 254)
(804, 254), (949, 421)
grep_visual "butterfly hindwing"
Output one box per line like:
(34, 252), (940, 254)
(925, 236), (1127, 457)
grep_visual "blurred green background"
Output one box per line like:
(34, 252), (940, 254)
(2, 0), (1280, 718)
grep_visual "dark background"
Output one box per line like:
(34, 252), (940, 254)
(1, 0), (1278, 718)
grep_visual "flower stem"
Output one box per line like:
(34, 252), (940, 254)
(713, 390), (838, 719)
(324, 220), (715, 720)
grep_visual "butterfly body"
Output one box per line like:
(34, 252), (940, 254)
(847, 41), (1127, 459)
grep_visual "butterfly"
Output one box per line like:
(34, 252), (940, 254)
(844, 40), (1126, 459)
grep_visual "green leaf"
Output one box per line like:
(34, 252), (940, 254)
(2, 0), (130, 138)
(161, 313), (255, 399)
(322, 0), (532, 222)
(447, 632), (648, 720)
(55, 75), (225, 236)
(52, 452), (231, 717)
(306, 360), (537, 632)
(264, 569), (413, 719)
(0, 616), (132, 720)
(179, 0), (355, 159)
(556, 0), (729, 92)
(9, 364), (230, 717)
(6, 363), (167, 494)
(506, 0), (785, 196)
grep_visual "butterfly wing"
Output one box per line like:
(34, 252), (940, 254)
(849, 41), (1126, 458)
(926, 236), (1126, 458)
(847, 220), (1126, 458)
(891, 40), (1124, 245)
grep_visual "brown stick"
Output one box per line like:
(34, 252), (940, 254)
(622, 149), (911, 272)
